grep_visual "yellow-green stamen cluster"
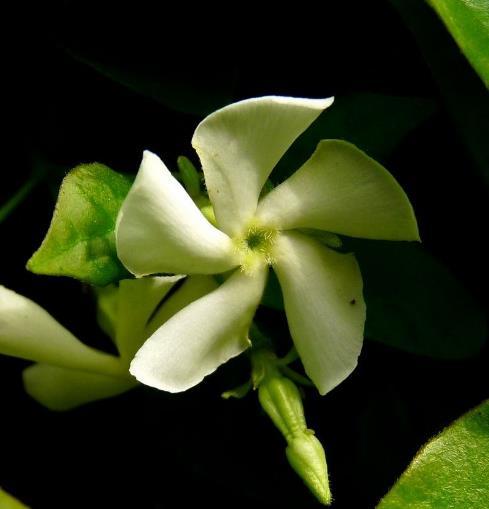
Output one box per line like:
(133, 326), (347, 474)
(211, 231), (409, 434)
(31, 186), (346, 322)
(235, 223), (278, 273)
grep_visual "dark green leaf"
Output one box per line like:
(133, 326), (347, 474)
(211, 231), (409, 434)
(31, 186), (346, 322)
(264, 238), (486, 359)
(0, 160), (50, 224)
(0, 172), (42, 224)
(27, 163), (132, 286)
(66, 48), (235, 116)
(378, 399), (489, 508)
(261, 270), (284, 310)
(391, 0), (489, 186)
(428, 0), (489, 87)
(352, 240), (487, 359)
(272, 93), (436, 182)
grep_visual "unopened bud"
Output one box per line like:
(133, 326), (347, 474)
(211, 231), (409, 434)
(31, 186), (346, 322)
(252, 350), (332, 505)
(286, 431), (331, 505)
(258, 375), (306, 439)
(195, 196), (217, 226)
(177, 156), (201, 198)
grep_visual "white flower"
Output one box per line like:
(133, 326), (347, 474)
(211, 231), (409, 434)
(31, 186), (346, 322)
(116, 96), (419, 395)
(0, 275), (216, 410)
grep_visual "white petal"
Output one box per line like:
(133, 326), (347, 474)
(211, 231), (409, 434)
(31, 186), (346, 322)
(256, 140), (420, 241)
(0, 286), (123, 376)
(130, 265), (268, 392)
(192, 96), (334, 237)
(23, 364), (137, 411)
(145, 275), (219, 336)
(115, 275), (186, 361)
(116, 151), (238, 276)
(272, 232), (366, 395)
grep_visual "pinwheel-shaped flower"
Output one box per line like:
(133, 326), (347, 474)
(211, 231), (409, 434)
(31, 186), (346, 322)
(117, 96), (419, 395)
(0, 276), (216, 409)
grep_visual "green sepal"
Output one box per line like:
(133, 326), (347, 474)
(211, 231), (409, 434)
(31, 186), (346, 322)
(221, 380), (252, 400)
(27, 163), (132, 286)
(378, 399), (489, 508)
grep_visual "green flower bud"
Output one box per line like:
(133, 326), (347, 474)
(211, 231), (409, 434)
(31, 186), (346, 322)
(195, 195), (217, 226)
(258, 375), (306, 440)
(177, 155), (201, 198)
(286, 431), (331, 506)
(252, 349), (331, 505)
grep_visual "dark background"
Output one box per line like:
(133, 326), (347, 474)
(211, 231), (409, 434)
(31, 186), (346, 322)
(2, 2), (488, 507)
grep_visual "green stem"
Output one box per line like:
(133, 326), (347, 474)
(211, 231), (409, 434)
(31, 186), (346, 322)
(0, 171), (43, 224)
(249, 322), (272, 350)
(277, 346), (299, 366)
(280, 365), (314, 387)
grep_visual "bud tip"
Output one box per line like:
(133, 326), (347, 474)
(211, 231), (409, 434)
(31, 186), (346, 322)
(286, 433), (332, 505)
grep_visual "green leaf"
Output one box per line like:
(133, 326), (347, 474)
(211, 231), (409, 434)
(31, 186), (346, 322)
(0, 489), (29, 509)
(352, 240), (487, 359)
(27, 163), (132, 286)
(272, 93), (436, 182)
(428, 0), (489, 88)
(262, 239), (486, 359)
(391, 0), (489, 186)
(378, 399), (489, 508)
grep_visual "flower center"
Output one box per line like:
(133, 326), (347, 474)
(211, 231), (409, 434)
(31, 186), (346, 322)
(235, 223), (278, 273)
(245, 228), (272, 251)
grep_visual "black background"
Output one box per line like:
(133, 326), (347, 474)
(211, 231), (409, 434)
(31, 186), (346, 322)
(2, 1), (488, 508)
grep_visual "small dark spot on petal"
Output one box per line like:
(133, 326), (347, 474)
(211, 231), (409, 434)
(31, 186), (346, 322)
(350, 299), (356, 305)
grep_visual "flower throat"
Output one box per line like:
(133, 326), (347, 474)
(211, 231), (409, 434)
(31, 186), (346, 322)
(236, 224), (278, 273)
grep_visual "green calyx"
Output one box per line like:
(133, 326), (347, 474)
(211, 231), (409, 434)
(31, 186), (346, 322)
(251, 349), (332, 505)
